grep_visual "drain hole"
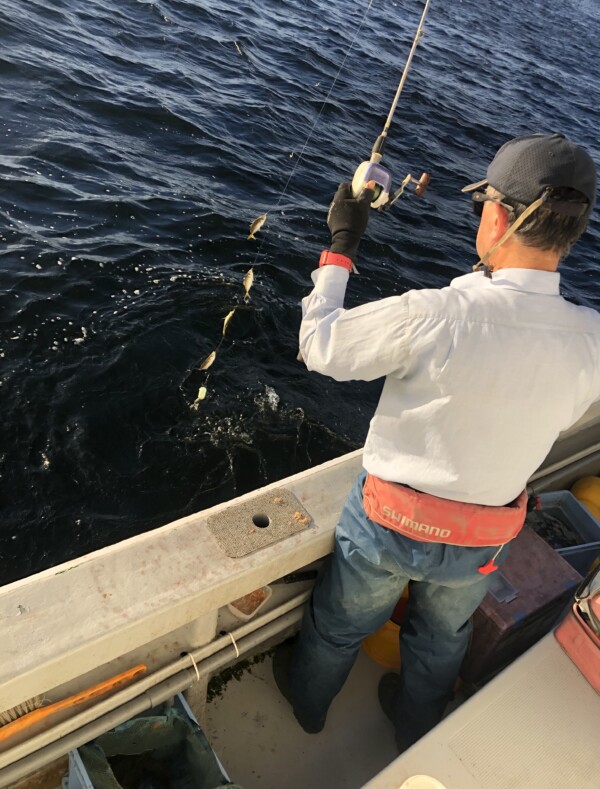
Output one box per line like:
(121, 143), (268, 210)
(252, 513), (271, 529)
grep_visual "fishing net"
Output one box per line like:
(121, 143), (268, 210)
(77, 704), (243, 789)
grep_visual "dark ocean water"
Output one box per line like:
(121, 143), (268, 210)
(1, 0), (599, 585)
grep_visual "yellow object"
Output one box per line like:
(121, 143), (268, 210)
(363, 585), (408, 669)
(363, 620), (401, 669)
(571, 476), (600, 520)
(578, 499), (600, 520)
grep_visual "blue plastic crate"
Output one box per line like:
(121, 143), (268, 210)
(537, 491), (600, 543)
(557, 541), (600, 576)
(536, 491), (600, 573)
(65, 750), (94, 789)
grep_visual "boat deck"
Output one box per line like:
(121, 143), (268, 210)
(205, 632), (600, 789)
(205, 644), (400, 789)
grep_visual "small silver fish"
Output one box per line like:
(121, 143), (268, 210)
(198, 351), (216, 371)
(222, 308), (236, 336)
(248, 213), (267, 240)
(243, 267), (254, 301)
(234, 40), (244, 57)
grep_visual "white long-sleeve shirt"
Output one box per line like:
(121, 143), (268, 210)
(299, 265), (600, 506)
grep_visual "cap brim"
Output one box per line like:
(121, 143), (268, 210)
(461, 177), (488, 194)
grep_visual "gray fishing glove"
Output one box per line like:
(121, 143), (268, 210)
(327, 181), (375, 264)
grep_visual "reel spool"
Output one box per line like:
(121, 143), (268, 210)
(352, 160), (393, 209)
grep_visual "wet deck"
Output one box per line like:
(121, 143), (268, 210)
(205, 646), (399, 789)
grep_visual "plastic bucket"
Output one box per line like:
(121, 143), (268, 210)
(362, 619), (401, 669)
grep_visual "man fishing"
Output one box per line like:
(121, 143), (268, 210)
(273, 132), (600, 752)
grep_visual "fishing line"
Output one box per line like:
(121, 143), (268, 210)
(243, 0), (379, 269)
(265, 0), (377, 218)
(190, 0), (378, 408)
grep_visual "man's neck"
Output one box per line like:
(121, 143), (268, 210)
(487, 238), (560, 273)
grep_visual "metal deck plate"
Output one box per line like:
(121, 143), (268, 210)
(206, 488), (312, 558)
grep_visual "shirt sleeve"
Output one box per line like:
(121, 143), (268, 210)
(299, 265), (413, 382)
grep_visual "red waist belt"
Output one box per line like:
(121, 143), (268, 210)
(363, 473), (527, 548)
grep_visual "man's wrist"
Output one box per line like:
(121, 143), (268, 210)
(319, 249), (353, 271)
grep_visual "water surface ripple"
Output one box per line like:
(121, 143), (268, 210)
(1, 0), (599, 584)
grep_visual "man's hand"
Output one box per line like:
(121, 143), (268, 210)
(327, 181), (375, 264)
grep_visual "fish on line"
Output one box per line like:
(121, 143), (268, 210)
(243, 267), (254, 301)
(198, 351), (216, 371)
(248, 213), (267, 240)
(222, 309), (236, 336)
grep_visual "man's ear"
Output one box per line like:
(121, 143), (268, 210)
(489, 201), (510, 243)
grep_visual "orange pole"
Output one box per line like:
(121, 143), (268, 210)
(0, 664), (147, 743)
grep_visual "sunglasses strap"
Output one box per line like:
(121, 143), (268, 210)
(473, 190), (550, 277)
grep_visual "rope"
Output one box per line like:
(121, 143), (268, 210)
(186, 652), (200, 682)
(228, 631), (240, 658)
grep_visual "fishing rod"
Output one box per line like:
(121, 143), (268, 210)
(351, 0), (432, 210)
(248, 0), (432, 244)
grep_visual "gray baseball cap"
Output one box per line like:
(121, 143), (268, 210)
(463, 133), (596, 216)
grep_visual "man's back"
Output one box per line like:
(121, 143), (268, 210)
(364, 269), (600, 505)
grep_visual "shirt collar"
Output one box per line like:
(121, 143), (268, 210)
(450, 268), (561, 295)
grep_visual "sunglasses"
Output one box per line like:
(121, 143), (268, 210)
(471, 191), (516, 220)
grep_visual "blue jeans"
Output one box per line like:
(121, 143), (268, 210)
(288, 471), (509, 744)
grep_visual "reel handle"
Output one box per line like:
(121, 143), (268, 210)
(414, 172), (430, 197)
